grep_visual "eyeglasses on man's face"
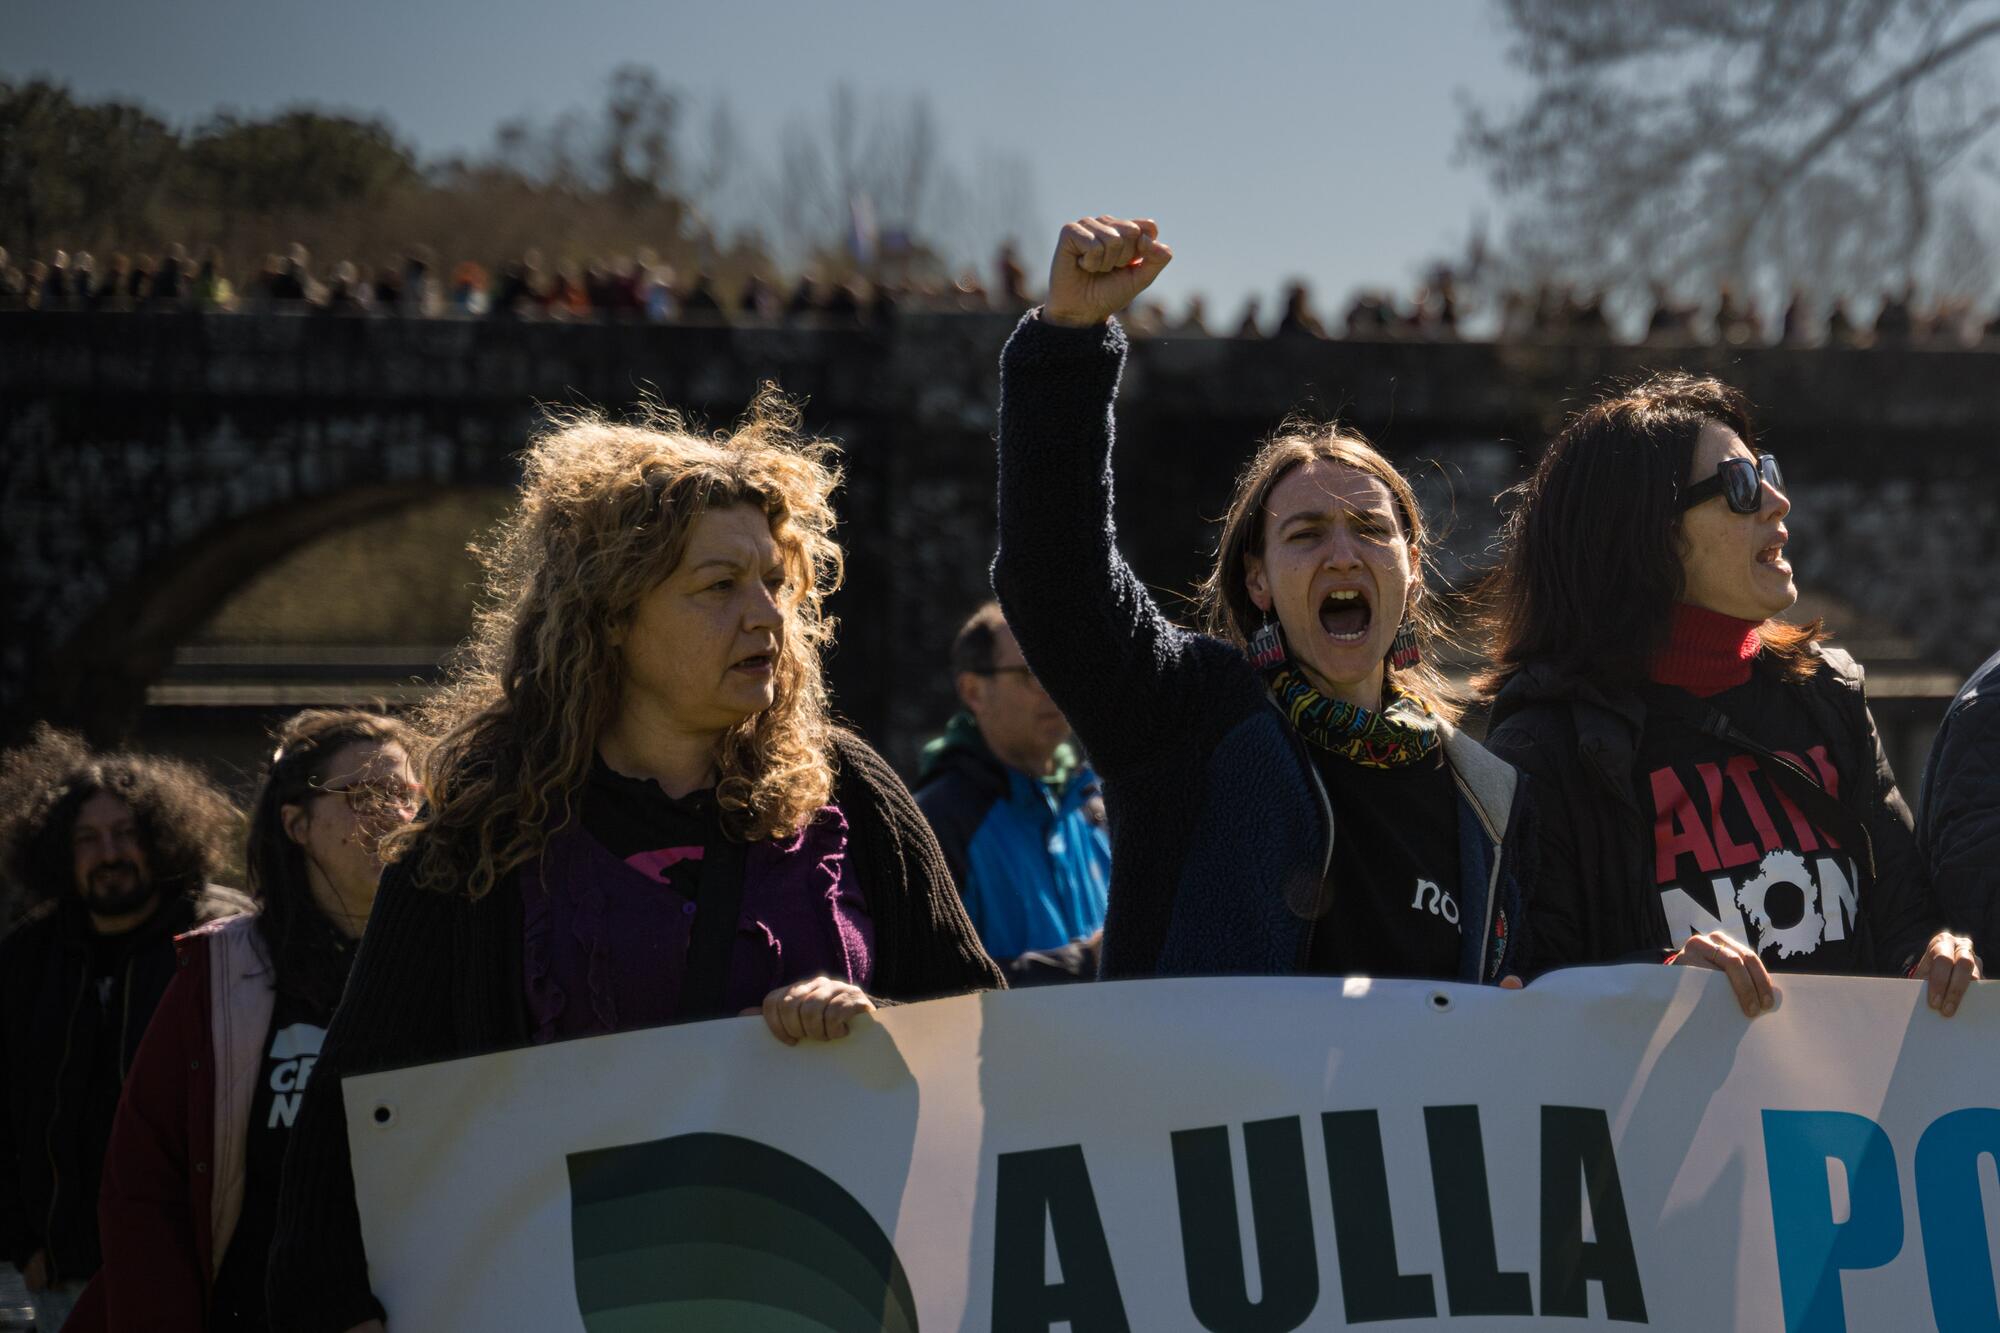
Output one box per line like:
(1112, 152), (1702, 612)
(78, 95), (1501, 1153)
(973, 663), (1045, 689)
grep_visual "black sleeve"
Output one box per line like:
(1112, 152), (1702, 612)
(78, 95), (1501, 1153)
(1483, 719), (1593, 974)
(992, 311), (1223, 776)
(837, 736), (1005, 1001)
(1853, 694), (1940, 975)
(267, 855), (463, 1333)
(1922, 693), (2000, 961)
(1487, 705), (1680, 970)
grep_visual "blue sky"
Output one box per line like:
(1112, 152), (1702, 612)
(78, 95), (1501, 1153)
(9, 0), (1529, 317)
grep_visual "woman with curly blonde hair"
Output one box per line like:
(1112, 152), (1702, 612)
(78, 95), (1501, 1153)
(268, 390), (1001, 1333)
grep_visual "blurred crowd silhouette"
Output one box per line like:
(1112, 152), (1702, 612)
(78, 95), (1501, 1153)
(5, 240), (1999, 348)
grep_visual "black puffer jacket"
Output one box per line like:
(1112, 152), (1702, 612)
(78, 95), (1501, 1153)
(0, 884), (251, 1281)
(1485, 644), (1937, 975)
(1919, 647), (2000, 959)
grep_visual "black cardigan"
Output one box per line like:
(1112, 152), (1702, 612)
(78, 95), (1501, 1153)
(267, 730), (1002, 1332)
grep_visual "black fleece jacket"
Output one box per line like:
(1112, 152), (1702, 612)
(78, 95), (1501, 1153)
(1485, 645), (1938, 975)
(266, 730), (1002, 1333)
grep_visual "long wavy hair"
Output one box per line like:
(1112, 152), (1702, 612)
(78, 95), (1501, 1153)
(1478, 371), (1822, 696)
(245, 709), (414, 1008)
(386, 387), (845, 899)
(0, 724), (241, 922)
(1194, 422), (1462, 722)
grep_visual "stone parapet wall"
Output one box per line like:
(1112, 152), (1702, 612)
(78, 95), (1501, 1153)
(5, 311), (1997, 764)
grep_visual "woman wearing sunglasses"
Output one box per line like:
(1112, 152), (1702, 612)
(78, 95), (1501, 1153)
(78, 709), (417, 1331)
(1481, 373), (1979, 1017)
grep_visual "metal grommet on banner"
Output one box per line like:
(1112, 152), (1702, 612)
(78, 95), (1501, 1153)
(1427, 990), (1453, 1013)
(372, 1103), (396, 1129)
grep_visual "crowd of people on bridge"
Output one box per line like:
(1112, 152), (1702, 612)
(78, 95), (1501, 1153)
(0, 242), (1023, 327)
(8, 238), (2000, 350)
(3, 215), (1999, 1331)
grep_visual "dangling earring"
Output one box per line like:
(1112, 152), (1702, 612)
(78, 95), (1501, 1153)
(1247, 613), (1287, 670)
(1388, 617), (1421, 670)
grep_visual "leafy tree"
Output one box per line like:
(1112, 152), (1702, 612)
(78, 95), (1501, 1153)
(0, 80), (181, 252)
(0, 69), (1032, 294)
(184, 109), (418, 220)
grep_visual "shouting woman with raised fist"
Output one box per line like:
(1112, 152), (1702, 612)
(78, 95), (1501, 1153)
(993, 217), (1533, 984)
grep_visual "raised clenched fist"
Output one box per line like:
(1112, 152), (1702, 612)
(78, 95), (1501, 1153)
(1043, 215), (1173, 328)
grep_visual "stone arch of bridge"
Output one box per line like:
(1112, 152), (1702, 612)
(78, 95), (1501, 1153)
(38, 482), (488, 743)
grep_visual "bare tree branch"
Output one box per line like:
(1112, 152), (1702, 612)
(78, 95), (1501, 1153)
(1465, 0), (2000, 304)
(1721, 14), (2000, 269)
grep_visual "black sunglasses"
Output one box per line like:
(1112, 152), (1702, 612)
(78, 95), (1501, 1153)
(1680, 453), (1784, 514)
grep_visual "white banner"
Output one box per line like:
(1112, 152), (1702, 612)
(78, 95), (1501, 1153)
(346, 967), (2000, 1332)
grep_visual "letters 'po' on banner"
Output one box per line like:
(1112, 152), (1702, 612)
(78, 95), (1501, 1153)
(345, 967), (2000, 1332)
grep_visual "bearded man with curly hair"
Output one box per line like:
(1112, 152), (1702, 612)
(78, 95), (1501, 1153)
(0, 726), (248, 1327)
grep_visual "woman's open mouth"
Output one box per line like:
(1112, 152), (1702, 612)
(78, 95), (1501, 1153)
(1317, 588), (1373, 643)
(1756, 540), (1791, 573)
(730, 653), (774, 676)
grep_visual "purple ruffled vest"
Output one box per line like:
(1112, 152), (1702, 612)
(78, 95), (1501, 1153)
(521, 805), (872, 1042)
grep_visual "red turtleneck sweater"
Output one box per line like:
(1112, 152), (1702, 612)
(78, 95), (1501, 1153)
(1650, 603), (1762, 697)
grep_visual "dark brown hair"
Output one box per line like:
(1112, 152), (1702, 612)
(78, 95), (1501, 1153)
(0, 725), (241, 922)
(245, 709), (415, 1009)
(949, 601), (1011, 677)
(1479, 371), (1823, 696)
(1195, 422), (1461, 722)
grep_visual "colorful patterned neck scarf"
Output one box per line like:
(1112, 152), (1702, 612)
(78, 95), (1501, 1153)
(1267, 663), (1442, 769)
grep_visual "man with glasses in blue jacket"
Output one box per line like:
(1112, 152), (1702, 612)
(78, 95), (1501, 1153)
(915, 603), (1111, 983)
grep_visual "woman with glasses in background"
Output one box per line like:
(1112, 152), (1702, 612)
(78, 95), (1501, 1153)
(78, 709), (417, 1331)
(1480, 373), (1980, 1017)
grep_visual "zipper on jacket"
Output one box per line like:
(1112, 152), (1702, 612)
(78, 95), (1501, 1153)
(118, 953), (136, 1079)
(1482, 847), (1504, 981)
(1446, 765), (1506, 982)
(41, 965), (89, 1284)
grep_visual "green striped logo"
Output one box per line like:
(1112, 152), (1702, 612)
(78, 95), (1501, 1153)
(568, 1131), (920, 1332)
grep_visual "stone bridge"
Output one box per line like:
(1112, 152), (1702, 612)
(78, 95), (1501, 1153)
(4, 311), (1996, 770)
